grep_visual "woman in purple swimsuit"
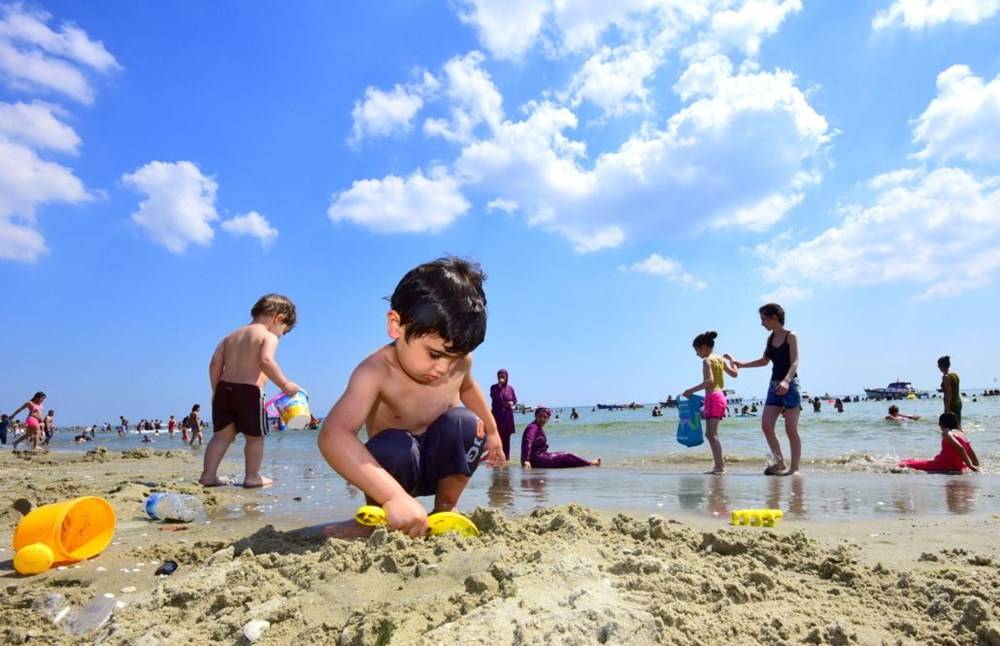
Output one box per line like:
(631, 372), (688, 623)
(520, 407), (601, 469)
(490, 369), (518, 460)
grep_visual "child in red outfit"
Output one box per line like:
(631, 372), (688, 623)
(899, 413), (979, 473)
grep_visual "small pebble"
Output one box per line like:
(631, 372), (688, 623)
(243, 619), (270, 642)
(115, 601), (127, 609)
(103, 593), (115, 599)
(120, 586), (136, 593)
(120, 568), (131, 574)
(135, 563), (145, 568)
(57, 566), (67, 571)
(96, 566), (107, 572)
(150, 560), (160, 565)
(73, 565), (81, 569)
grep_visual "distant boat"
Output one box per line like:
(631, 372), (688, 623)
(864, 381), (927, 399)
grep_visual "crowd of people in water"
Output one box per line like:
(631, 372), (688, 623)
(0, 257), (988, 541)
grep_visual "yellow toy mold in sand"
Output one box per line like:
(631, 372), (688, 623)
(355, 505), (480, 537)
(730, 509), (784, 527)
(13, 496), (116, 574)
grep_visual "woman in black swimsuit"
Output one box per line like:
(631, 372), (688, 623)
(727, 303), (801, 475)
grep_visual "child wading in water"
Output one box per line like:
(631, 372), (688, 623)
(188, 404), (204, 447)
(899, 412), (978, 473)
(682, 331), (738, 474)
(199, 294), (300, 488)
(10, 391), (46, 450)
(318, 257), (505, 537)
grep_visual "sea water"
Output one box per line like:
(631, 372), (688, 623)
(44, 395), (1000, 522)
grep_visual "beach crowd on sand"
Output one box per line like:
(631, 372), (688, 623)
(3, 257), (982, 537)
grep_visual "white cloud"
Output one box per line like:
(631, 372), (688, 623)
(700, 0), (802, 57)
(564, 43), (660, 116)
(0, 100), (80, 153)
(328, 167), (470, 234)
(0, 5), (119, 104)
(423, 51), (503, 143)
(486, 198), (518, 213)
(455, 58), (829, 250)
(758, 167), (1000, 299)
(122, 161), (219, 253)
(618, 253), (707, 290)
(348, 84), (425, 146)
(759, 284), (811, 304)
(0, 136), (89, 262)
(873, 0), (1000, 30)
(912, 65), (1000, 163)
(457, 0), (550, 60)
(221, 211), (278, 248)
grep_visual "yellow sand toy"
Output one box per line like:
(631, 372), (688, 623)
(12, 496), (116, 575)
(730, 509), (784, 527)
(355, 505), (479, 537)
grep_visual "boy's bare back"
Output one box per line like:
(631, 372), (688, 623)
(215, 323), (277, 388)
(360, 344), (467, 437)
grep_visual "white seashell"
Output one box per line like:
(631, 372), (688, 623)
(243, 619), (270, 642)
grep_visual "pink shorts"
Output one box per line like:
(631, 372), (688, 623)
(25, 417), (41, 429)
(703, 390), (727, 420)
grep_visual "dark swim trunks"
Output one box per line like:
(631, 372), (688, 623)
(212, 381), (266, 437)
(365, 407), (485, 497)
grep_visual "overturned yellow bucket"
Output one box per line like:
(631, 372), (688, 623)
(13, 496), (116, 564)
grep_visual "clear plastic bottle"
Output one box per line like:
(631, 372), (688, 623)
(144, 492), (203, 522)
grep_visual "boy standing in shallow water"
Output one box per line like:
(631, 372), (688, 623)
(318, 257), (505, 537)
(200, 294), (301, 488)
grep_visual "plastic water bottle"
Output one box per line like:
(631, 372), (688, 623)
(144, 492), (203, 522)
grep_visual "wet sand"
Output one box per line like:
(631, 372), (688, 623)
(2, 450), (1000, 645)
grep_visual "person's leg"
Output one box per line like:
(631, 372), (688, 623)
(434, 474), (470, 512)
(199, 424), (236, 485)
(499, 430), (511, 462)
(761, 405), (786, 473)
(242, 435), (272, 488)
(782, 407), (801, 474)
(705, 418), (725, 473)
(532, 452), (597, 468)
(422, 408), (486, 506)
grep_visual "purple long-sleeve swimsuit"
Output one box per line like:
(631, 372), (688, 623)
(520, 422), (591, 468)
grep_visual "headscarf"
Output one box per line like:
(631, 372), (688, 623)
(535, 406), (550, 418)
(497, 369), (508, 378)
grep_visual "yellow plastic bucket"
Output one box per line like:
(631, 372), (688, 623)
(13, 496), (116, 563)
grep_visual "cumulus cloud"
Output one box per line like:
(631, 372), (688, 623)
(698, 0), (802, 57)
(618, 253), (707, 290)
(422, 51), (503, 143)
(348, 83), (425, 146)
(873, 0), (1000, 30)
(456, 0), (550, 60)
(454, 58), (829, 250)
(758, 167), (1000, 299)
(0, 135), (89, 261)
(328, 167), (470, 234)
(122, 161), (219, 253)
(912, 65), (1000, 163)
(220, 211), (278, 248)
(0, 4), (120, 104)
(0, 100), (80, 153)
(486, 198), (518, 213)
(564, 43), (660, 116)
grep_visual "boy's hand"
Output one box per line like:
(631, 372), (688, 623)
(283, 382), (301, 396)
(482, 431), (506, 467)
(383, 494), (429, 537)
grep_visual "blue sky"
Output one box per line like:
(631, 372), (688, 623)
(2, 1), (1000, 424)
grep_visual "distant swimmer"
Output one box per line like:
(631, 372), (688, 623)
(570, 408), (579, 420)
(521, 407), (600, 469)
(885, 405), (920, 422)
(898, 413), (978, 473)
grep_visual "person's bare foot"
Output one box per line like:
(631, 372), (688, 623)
(707, 468), (726, 475)
(242, 476), (274, 488)
(321, 519), (376, 539)
(779, 469), (800, 477)
(198, 476), (233, 487)
(591, 458), (602, 466)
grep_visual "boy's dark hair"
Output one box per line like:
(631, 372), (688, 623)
(32, 391), (46, 401)
(390, 256), (487, 355)
(758, 303), (785, 325)
(251, 294), (297, 332)
(888, 405), (899, 415)
(939, 412), (959, 429)
(692, 330), (718, 348)
(937, 355), (950, 369)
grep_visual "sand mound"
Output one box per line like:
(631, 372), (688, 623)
(5, 505), (998, 645)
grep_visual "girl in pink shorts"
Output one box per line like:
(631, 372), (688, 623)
(682, 332), (738, 474)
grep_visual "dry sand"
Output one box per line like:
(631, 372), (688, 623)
(2, 450), (1000, 645)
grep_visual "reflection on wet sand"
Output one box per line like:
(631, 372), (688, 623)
(945, 477), (977, 514)
(767, 475), (805, 517)
(487, 468), (514, 509)
(519, 471), (550, 505)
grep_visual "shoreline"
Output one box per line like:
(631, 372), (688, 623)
(2, 450), (1000, 644)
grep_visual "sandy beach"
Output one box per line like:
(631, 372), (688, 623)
(2, 449), (999, 645)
